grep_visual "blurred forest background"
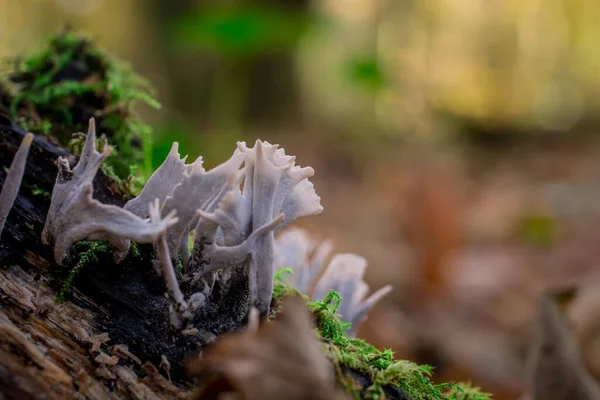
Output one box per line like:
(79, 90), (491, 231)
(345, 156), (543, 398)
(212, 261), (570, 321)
(3, 0), (600, 398)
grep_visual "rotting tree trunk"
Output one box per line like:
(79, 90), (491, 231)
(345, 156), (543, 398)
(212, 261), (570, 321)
(0, 119), (196, 399)
(0, 119), (414, 400)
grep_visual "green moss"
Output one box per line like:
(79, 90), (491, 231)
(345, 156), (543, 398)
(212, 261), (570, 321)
(30, 184), (51, 200)
(2, 29), (160, 197)
(130, 241), (141, 259)
(271, 273), (474, 399)
(445, 383), (492, 400)
(56, 240), (111, 303)
(265, 287), (493, 400)
(310, 292), (440, 399)
(102, 163), (146, 198)
(272, 268), (301, 302)
(176, 257), (184, 276)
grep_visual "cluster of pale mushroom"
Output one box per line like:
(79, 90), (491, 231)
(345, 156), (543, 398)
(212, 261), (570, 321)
(275, 227), (392, 336)
(0, 118), (388, 332)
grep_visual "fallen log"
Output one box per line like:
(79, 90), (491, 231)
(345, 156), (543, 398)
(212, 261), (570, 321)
(0, 119), (197, 399)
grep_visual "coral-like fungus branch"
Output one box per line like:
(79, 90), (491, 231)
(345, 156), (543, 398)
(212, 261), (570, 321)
(124, 142), (194, 219)
(42, 118), (177, 264)
(191, 140), (323, 318)
(149, 199), (204, 329)
(313, 254), (392, 336)
(275, 227), (333, 294)
(159, 147), (245, 269)
(43, 126), (322, 328)
(128, 139), (322, 324)
(193, 208), (284, 274)
(276, 227), (391, 336)
(0, 133), (34, 237)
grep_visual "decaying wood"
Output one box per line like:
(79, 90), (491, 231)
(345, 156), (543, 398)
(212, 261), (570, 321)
(0, 263), (191, 399)
(0, 119), (409, 399)
(0, 120), (195, 399)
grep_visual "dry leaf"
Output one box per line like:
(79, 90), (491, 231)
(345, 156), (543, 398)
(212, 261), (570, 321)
(528, 293), (600, 400)
(569, 282), (600, 384)
(187, 295), (349, 400)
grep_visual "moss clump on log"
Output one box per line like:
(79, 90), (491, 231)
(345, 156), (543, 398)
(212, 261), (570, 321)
(0, 29), (160, 197)
(272, 270), (492, 400)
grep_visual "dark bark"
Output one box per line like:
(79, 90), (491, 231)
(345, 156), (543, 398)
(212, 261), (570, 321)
(0, 120), (205, 398)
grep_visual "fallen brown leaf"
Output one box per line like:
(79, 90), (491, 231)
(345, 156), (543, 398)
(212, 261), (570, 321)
(527, 293), (600, 400)
(187, 295), (349, 400)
